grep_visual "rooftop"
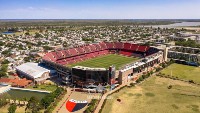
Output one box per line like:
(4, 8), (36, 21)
(16, 62), (50, 79)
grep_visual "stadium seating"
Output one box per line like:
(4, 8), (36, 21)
(60, 50), (67, 58)
(86, 53), (95, 59)
(51, 52), (60, 60)
(124, 43), (132, 50)
(76, 47), (85, 54)
(130, 44), (139, 51)
(56, 51), (64, 59)
(85, 46), (93, 53)
(119, 50), (132, 57)
(43, 42), (153, 65)
(43, 54), (54, 61)
(114, 42), (124, 49)
(137, 45), (147, 52)
(94, 44), (102, 50)
(99, 42), (107, 49)
(105, 42), (114, 49)
(88, 45), (96, 52)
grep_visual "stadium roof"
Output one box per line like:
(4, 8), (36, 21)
(16, 62), (50, 79)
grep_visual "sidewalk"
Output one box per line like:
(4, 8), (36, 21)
(94, 82), (130, 113)
(53, 87), (73, 113)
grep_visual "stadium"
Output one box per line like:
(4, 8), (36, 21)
(42, 42), (164, 88)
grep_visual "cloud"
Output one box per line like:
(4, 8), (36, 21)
(0, 1), (200, 19)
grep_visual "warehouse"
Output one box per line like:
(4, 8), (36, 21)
(16, 62), (50, 84)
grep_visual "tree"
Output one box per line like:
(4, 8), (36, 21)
(24, 57), (31, 62)
(43, 46), (52, 51)
(35, 33), (42, 38)
(25, 32), (30, 35)
(26, 96), (40, 113)
(1, 59), (10, 64)
(0, 98), (8, 107)
(2, 50), (11, 56)
(23, 97), (27, 106)
(63, 41), (68, 47)
(0, 71), (7, 78)
(1, 64), (8, 72)
(8, 104), (17, 113)
(0, 41), (4, 46)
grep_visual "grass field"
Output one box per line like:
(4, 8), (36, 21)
(27, 84), (57, 92)
(68, 54), (139, 69)
(160, 63), (200, 83)
(101, 76), (200, 113)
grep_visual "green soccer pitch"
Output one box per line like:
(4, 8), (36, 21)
(67, 54), (139, 69)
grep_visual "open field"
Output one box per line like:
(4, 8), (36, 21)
(101, 76), (200, 113)
(0, 105), (26, 113)
(68, 54), (139, 69)
(160, 63), (200, 83)
(0, 104), (45, 113)
(27, 84), (57, 92)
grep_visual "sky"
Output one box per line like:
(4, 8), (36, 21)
(0, 0), (199, 19)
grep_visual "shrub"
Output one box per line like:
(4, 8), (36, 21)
(41, 87), (65, 110)
(189, 80), (194, 84)
(0, 99), (8, 107)
(145, 92), (155, 97)
(142, 75), (146, 79)
(84, 99), (98, 113)
(8, 104), (17, 113)
(168, 85), (172, 89)
(33, 85), (38, 88)
(130, 83), (135, 87)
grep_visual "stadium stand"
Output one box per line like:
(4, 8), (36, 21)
(114, 42), (124, 49)
(123, 43), (132, 50)
(43, 42), (154, 65)
(119, 50), (132, 57)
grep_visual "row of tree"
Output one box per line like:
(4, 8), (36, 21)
(175, 39), (200, 48)
(84, 99), (98, 113)
(0, 63), (8, 78)
(24, 87), (64, 113)
(136, 71), (153, 83)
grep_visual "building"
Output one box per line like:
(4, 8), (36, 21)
(0, 77), (32, 88)
(118, 51), (163, 84)
(167, 46), (200, 66)
(42, 42), (163, 88)
(72, 66), (109, 86)
(16, 62), (50, 84)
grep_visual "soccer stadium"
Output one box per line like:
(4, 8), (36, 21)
(42, 42), (164, 88)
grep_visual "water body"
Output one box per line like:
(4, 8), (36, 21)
(0, 89), (48, 100)
(2, 32), (14, 35)
(152, 22), (200, 28)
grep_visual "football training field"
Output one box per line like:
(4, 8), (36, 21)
(68, 54), (139, 69)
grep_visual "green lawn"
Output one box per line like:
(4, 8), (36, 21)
(68, 54), (139, 69)
(27, 84), (57, 92)
(161, 63), (200, 83)
(101, 76), (200, 113)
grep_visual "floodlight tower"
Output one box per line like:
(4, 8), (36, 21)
(164, 47), (168, 62)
